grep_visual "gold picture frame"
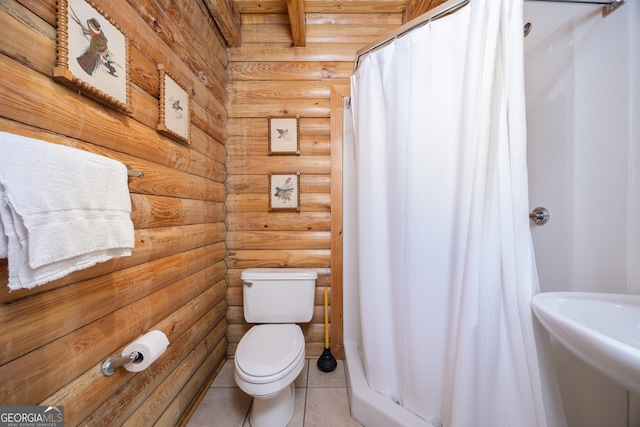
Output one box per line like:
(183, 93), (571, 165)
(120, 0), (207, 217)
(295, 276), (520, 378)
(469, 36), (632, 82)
(268, 116), (300, 155)
(157, 64), (191, 145)
(269, 173), (300, 212)
(54, 0), (131, 114)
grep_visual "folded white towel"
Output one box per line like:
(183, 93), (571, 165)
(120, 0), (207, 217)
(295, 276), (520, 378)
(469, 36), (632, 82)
(0, 132), (135, 290)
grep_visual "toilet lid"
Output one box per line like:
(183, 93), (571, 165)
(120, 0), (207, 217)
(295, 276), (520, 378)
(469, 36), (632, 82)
(236, 324), (304, 377)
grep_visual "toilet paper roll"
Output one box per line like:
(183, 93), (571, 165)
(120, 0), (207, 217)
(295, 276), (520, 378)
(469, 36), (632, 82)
(121, 330), (170, 372)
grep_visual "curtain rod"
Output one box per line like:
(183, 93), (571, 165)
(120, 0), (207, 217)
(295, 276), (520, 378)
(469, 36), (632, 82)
(353, 0), (469, 72)
(353, 0), (626, 72)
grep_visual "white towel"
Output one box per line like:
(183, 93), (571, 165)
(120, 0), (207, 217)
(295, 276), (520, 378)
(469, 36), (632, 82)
(0, 132), (135, 291)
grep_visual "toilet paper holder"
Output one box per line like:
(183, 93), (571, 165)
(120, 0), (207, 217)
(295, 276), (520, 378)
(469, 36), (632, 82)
(101, 351), (142, 376)
(102, 330), (170, 376)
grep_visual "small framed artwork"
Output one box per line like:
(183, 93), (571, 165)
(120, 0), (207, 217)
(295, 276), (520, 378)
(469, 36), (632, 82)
(53, 0), (131, 114)
(268, 116), (299, 155)
(269, 173), (300, 212)
(157, 64), (191, 145)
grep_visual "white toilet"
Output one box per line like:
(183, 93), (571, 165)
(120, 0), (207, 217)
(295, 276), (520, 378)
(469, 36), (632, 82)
(234, 268), (318, 427)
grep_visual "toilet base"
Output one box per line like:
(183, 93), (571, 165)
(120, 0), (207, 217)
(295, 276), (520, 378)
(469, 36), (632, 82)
(249, 382), (295, 427)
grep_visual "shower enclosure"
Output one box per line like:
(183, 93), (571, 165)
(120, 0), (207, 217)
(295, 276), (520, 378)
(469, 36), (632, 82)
(342, 0), (639, 426)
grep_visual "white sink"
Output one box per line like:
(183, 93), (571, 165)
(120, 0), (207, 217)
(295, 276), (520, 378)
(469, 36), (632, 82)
(531, 292), (640, 395)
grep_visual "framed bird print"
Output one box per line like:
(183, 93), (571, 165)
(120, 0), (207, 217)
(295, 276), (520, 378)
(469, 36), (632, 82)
(268, 116), (299, 155)
(54, 0), (131, 114)
(269, 173), (300, 212)
(157, 64), (191, 145)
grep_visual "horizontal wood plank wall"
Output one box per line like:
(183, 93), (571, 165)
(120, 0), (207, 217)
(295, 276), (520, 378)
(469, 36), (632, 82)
(0, 0), (227, 425)
(226, 11), (402, 359)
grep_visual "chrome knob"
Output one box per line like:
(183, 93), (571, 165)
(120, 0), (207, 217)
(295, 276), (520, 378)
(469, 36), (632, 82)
(529, 207), (550, 225)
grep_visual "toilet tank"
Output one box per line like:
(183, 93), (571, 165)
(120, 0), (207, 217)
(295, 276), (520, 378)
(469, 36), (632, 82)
(241, 268), (318, 323)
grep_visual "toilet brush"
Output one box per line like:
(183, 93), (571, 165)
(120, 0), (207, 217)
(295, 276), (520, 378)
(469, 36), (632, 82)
(317, 286), (337, 372)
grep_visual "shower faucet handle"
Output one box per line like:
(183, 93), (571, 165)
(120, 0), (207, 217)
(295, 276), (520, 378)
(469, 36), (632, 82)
(529, 207), (550, 225)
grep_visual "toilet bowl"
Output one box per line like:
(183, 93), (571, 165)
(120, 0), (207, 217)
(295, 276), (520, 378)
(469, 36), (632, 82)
(234, 268), (317, 427)
(234, 324), (306, 426)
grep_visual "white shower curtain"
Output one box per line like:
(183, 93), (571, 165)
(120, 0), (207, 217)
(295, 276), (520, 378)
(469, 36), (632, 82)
(350, 1), (562, 426)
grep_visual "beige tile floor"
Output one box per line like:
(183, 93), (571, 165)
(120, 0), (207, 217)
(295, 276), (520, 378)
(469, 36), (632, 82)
(187, 359), (363, 427)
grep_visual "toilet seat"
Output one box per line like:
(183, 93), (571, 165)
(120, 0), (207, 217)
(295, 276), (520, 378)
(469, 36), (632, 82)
(235, 324), (305, 385)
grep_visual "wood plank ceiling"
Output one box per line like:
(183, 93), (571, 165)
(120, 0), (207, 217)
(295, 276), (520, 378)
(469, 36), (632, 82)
(205, 0), (449, 47)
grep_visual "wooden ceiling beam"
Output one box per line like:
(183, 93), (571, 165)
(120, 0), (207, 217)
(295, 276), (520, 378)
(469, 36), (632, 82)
(287, 0), (307, 46)
(204, 0), (243, 46)
(235, 0), (407, 15)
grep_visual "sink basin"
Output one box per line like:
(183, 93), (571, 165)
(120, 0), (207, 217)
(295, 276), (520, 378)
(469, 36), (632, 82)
(531, 292), (640, 395)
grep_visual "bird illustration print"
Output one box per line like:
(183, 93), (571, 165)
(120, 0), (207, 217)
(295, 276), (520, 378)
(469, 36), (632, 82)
(274, 177), (295, 204)
(276, 128), (290, 140)
(71, 7), (120, 77)
(170, 97), (184, 120)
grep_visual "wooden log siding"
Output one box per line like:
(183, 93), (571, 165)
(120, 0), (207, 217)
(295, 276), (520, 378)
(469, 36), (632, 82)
(0, 1), (228, 426)
(225, 11), (402, 360)
(0, 0), (406, 423)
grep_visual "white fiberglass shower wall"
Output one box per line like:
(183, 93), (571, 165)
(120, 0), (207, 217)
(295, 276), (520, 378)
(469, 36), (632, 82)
(524, 1), (639, 426)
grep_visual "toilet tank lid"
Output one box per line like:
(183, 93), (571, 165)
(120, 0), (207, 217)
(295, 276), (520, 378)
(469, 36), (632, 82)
(241, 268), (318, 280)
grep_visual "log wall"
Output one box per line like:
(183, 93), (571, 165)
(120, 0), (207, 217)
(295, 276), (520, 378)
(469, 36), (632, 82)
(0, 0), (406, 423)
(0, 0), (228, 425)
(225, 11), (402, 358)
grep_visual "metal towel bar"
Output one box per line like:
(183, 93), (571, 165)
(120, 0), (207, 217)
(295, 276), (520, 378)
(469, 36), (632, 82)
(126, 166), (144, 178)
